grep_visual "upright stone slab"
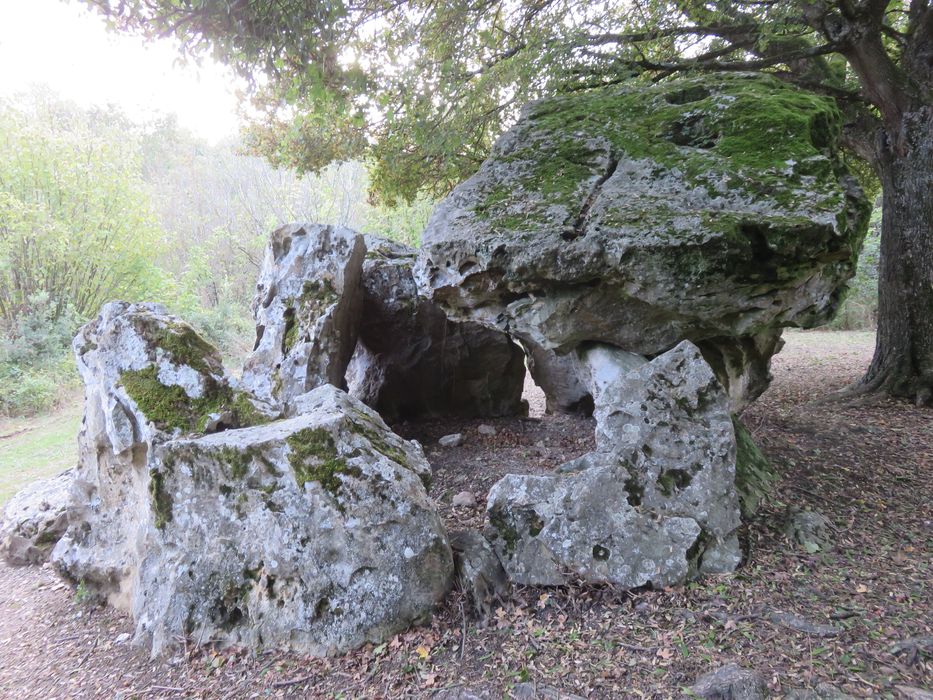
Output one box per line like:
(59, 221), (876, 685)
(415, 73), (870, 406)
(242, 224), (365, 412)
(53, 302), (273, 607)
(486, 342), (741, 587)
(346, 235), (526, 419)
(135, 385), (452, 656)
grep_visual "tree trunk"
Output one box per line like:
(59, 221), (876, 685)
(860, 106), (933, 405)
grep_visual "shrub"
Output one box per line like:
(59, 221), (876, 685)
(0, 294), (82, 417)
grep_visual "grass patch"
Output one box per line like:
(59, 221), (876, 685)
(0, 395), (81, 507)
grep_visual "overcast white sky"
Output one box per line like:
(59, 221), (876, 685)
(0, 0), (241, 141)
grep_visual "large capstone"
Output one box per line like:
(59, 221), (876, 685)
(415, 73), (870, 407)
(135, 384), (452, 656)
(485, 341), (741, 587)
(1, 469), (73, 565)
(241, 223), (365, 411)
(346, 235), (526, 419)
(53, 302), (275, 606)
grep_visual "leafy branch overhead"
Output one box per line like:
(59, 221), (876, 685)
(84, 1), (930, 202)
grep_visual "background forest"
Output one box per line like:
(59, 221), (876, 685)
(0, 88), (434, 416)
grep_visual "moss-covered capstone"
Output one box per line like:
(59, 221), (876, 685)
(415, 72), (871, 408)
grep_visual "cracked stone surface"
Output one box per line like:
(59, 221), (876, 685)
(241, 223), (365, 412)
(414, 73), (870, 407)
(135, 385), (452, 656)
(51, 301), (450, 658)
(485, 342), (741, 587)
(52, 302), (275, 610)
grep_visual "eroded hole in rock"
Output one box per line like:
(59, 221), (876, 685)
(657, 468), (693, 496)
(253, 324), (265, 351)
(667, 114), (719, 149)
(592, 544), (611, 561)
(809, 112), (833, 150)
(624, 474), (644, 506)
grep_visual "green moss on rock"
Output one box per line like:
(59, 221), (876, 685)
(488, 511), (521, 554)
(286, 427), (361, 501)
(149, 467), (173, 529)
(120, 366), (272, 434)
(733, 415), (778, 518)
(474, 73), (859, 240)
(155, 323), (219, 374)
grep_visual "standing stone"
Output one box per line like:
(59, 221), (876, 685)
(134, 385), (452, 656)
(52, 302), (274, 609)
(0, 470), (73, 565)
(346, 235), (526, 419)
(448, 530), (509, 621)
(486, 342), (741, 587)
(241, 224), (366, 412)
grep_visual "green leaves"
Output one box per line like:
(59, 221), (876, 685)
(0, 94), (168, 326)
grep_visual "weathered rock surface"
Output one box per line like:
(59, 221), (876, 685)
(347, 236), (525, 419)
(733, 417), (778, 518)
(784, 508), (834, 553)
(785, 683), (856, 700)
(242, 223), (366, 411)
(135, 385), (452, 655)
(416, 73), (870, 406)
(439, 433), (463, 447)
(53, 302), (452, 656)
(448, 530), (509, 621)
(53, 302), (274, 604)
(0, 469), (72, 565)
(486, 341), (741, 587)
(520, 338), (592, 414)
(690, 663), (767, 700)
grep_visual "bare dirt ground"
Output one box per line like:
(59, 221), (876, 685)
(0, 330), (930, 699)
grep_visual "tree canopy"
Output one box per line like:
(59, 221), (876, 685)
(86, 1), (928, 202)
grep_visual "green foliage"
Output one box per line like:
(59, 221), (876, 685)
(830, 208), (881, 330)
(0, 293), (81, 417)
(0, 93), (170, 326)
(360, 194), (435, 247)
(82, 0), (916, 205)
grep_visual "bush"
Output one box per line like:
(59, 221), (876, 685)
(181, 301), (255, 368)
(0, 294), (82, 417)
(0, 358), (77, 417)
